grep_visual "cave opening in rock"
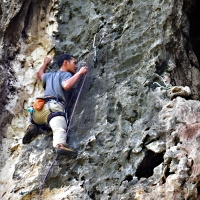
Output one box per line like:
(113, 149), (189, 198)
(135, 150), (164, 179)
(187, 0), (200, 64)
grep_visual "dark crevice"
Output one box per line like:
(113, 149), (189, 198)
(4, 0), (32, 46)
(196, 181), (200, 199)
(167, 0), (200, 100)
(155, 60), (168, 75)
(88, 186), (101, 200)
(0, 4), (2, 21)
(197, 184), (200, 195)
(135, 150), (164, 179)
(22, 1), (33, 38)
(126, 149), (131, 161)
(124, 174), (133, 182)
(173, 135), (180, 146)
(162, 166), (174, 183)
(187, 0), (200, 64)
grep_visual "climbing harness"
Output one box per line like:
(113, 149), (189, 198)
(46, 98), (67, 124)
(27, 97), (66, 131)
(38, 69), (88, 200)
(47, 111), (66, 124)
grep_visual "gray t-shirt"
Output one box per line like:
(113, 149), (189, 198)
(42, 71), (72, 103)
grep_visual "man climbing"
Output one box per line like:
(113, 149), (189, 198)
(22, 54), (88, 157)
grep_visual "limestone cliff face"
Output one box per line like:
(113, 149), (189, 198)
(1, 0), (200, 199)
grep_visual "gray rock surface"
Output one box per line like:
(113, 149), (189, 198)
(1, 0), (200, 199)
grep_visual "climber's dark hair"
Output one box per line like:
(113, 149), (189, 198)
(57, 54), (74, 68)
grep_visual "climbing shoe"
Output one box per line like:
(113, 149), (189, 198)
(55, 144), (77, 158)
(22, 124), (38, 144)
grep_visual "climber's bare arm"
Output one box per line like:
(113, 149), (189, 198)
(37, 57), (52, 80)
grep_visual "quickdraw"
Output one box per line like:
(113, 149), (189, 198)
(92, 32), (108, 62)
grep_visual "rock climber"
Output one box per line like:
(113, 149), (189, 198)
(22, 54), (88, 157)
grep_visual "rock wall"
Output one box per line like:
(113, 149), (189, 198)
(1, 0), (200, 199)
